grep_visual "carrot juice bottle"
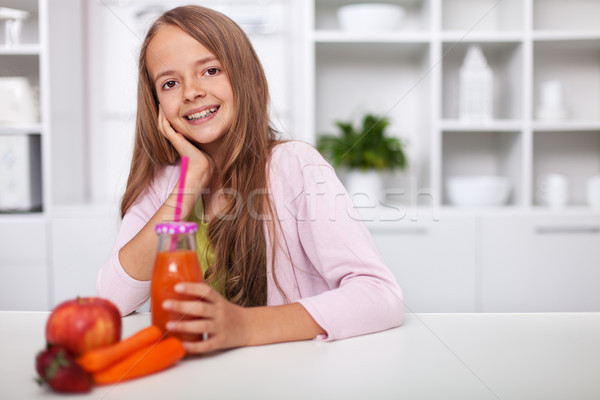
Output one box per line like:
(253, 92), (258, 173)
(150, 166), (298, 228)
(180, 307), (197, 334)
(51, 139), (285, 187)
(151, 222), (204, 342)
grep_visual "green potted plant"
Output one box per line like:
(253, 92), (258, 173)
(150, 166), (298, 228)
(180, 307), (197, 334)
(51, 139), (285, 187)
(317, 113), (407, 204)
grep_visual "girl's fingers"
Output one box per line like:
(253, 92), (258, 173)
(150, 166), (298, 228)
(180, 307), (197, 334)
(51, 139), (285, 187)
(163, 298), (211, 318)
(182, 337), (221, 354)
(158, 107), (185, 149)
(157, 106), (193, 154)
(166, 318), (211, 335)
(161, 281), (249, 354)
(174, 282), (219, 303)
(168, 320), (222, 354)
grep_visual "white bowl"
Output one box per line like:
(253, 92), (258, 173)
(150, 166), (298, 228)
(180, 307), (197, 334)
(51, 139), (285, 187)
(446, 176), (511, 207)
(337, 3), (406, 32)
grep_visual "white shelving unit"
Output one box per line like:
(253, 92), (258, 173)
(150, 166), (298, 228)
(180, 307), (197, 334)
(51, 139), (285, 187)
(304, 0), (600, 313)
(301, 0), (600, 213)
(0, 0), (45, 210)
(0, 0), (88, 310)
(0, 0), (48, 310)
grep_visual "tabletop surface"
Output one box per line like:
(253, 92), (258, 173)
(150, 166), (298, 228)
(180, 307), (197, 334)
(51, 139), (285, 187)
(2, 311), (599, 400)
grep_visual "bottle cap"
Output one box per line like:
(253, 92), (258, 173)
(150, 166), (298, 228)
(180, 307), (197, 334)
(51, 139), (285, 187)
(155, 222), (198, 234)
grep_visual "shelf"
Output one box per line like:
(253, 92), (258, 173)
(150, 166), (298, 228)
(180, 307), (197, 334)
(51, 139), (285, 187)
(533, 31), (600, 42)
(0, 45), (41, 55)
(313, 30), (430, 43)
(528, 206), (600, 216)
(362, 204), (598, 219)
(0, 124), (42, 135)
(0, 211), (44, 219)
(441, 119), (522, 132)
(439, 205), (528, 214)
(441, 32), (524, 43)
(533, 121), (600, 132)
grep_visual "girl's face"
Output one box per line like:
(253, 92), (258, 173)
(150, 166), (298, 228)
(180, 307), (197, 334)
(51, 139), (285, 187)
(146, 24), (235, 155)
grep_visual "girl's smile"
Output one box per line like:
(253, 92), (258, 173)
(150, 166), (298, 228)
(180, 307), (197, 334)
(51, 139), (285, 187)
(184, 105), (219, 124)
(146, 24), (235, 156)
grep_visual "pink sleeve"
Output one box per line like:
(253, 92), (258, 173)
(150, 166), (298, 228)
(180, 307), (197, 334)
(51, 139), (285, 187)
(96, 165), (179, 316)
(281, 143), (404, 340)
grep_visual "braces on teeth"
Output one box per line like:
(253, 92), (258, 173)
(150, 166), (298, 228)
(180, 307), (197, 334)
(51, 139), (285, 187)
(186, 107), (217, 121)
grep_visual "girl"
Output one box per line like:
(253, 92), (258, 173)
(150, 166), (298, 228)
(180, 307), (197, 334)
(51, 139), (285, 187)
(97, 5), (403, 353)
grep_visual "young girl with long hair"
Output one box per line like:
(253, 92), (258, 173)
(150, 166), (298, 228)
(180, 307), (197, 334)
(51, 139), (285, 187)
(97, 5), (403, 353)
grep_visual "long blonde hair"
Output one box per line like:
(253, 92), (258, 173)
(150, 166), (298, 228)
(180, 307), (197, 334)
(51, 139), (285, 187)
(122, 5), (280, 306)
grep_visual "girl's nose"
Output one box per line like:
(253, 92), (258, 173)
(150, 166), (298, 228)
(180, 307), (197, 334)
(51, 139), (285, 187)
(183, 82), (205, 102)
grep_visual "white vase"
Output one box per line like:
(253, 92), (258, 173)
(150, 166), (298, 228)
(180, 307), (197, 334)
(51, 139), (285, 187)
(344, 169), (384, 206)
(459, 45), (493, 123)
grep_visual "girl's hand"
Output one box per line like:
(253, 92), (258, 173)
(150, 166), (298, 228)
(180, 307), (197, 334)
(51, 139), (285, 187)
(163, 282), (251, 354)
(158, 106), (214, 195)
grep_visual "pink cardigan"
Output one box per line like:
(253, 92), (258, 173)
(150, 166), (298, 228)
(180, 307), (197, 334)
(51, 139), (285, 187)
(97, 141), (403, 341)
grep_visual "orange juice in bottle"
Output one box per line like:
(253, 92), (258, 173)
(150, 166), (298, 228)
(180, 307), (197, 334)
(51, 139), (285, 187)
(151, 222), (204, 341)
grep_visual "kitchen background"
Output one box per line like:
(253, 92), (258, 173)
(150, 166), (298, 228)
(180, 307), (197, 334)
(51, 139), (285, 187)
(1, 0), (599, 313)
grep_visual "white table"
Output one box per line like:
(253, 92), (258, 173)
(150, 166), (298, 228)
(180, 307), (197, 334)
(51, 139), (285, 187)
(2, 311), (599, 399)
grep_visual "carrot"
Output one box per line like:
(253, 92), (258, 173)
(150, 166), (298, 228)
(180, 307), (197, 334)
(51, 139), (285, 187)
(92, 337), (185, 385)
(77, 325), (163, 373)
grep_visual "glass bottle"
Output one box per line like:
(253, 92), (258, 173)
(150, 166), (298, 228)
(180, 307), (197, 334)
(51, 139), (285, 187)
(151, 222), (204, 341)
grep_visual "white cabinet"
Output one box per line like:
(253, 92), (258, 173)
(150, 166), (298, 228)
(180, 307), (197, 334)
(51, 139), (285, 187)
(481, 213), (600, 312)
(50, 207), (120, 307)
(0, 217), (48, 310)
(369, 214), (478, 312)
(372, 211), (600, 313)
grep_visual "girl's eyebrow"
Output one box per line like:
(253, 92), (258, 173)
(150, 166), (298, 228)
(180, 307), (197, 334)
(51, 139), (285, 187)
(153, 56), (219, 83)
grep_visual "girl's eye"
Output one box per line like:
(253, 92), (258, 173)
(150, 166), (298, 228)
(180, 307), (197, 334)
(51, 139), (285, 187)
(162, 81), (178, 90)
(204, 67), (220, 76)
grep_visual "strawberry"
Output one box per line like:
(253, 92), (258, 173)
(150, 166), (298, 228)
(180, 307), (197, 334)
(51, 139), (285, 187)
(35, 346), (92, 393)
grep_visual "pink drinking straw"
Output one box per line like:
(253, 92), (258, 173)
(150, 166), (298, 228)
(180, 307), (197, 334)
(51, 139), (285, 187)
(171, 156), (189, 251)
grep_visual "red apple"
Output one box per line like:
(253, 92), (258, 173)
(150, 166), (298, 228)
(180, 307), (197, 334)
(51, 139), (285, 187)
(46, 297), (122, 356)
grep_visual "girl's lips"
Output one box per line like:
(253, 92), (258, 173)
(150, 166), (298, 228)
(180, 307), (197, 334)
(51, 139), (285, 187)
(184, 106), (219, 125)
